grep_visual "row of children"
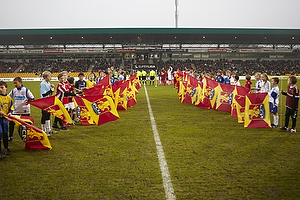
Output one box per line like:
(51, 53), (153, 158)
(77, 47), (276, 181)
(96, 67), (125, 85)
(251, 73), (299, 132)
(0, 70), (114, 159)
(213, 70), (299, 132)
(0, 76), (36, 159)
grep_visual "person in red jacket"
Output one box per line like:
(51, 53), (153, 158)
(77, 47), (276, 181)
(161, 68), (167, 86)
(280, 76), (299, 132)
(244, 75), (252, 90)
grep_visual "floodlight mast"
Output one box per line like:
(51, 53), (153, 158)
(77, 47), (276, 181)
(175, 0), (179, 28)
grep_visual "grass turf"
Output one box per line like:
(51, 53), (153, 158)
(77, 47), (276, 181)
(0, 79), (299, 199)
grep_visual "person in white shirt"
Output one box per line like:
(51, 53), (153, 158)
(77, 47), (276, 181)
(268, 77), (280, 128)
(251, 72), (263, 93)
(167, 66), (173, 85)
(231, 75), (241, 86)
(8, 77), (35, 141)
(259, 73), (271, 93)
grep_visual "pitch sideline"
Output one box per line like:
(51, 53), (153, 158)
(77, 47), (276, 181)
(144, 86), (176, 200)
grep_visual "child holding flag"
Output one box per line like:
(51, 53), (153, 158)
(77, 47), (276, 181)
(40, 71), (57, 137)
(269, 77), (280, 128)
(280, 76), (299, 132)
(8, 77), (35, 141)
(0, 81), (13, 158)
(259, 73), (271, 93)
(67, 77), (77, 123)
(244, 75), (252, 90)
(86, 72), (96, 89)
(52, 73), (80, 131)
(251, 72), (263, 93)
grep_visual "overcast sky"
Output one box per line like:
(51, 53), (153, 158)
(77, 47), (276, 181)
(1, 0), (300, 29)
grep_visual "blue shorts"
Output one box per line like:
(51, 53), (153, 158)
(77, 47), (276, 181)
(0, 118), (8, 138)
(269, 102), (278, 114)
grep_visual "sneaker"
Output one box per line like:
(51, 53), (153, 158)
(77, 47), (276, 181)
(60, 126), (69, 131)
(63, 123), (70, 127)
(0, 153), (6, 159)
(52, 124), (60, 129)
(8, 136), (13, 142)
(4, 149), (10, 155)
(48, 130), (57, 134)
(271, 125), (278, 128)
(280, 127), (288, 131)
(288, 128), (296, 133)
(46, 132), (51, 137)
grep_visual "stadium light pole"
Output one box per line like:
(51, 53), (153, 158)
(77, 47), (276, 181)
(175, 0), (179, 28)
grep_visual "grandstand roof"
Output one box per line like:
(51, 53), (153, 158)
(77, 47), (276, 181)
(0, 28), (300, 48)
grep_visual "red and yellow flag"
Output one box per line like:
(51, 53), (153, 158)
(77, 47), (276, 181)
(113, 81), (129, 110)
(73, 97), (94, 126)
(215, 83), (235, 112)
(182, 83), (194, 104)
(194, 82), (203, 106)
(8, 115), (52, 150)
(197, 77), (219, 109)
(129, 73), (141, 90)
(82, 95), (119, 125)
(244, 93), (271, 128)
(231, 86), (250, 118)
(117, 87), (128, 110)
(235, 95), (246, 123)
(127, 84), (137, 108)
(28, 96), (72, 124)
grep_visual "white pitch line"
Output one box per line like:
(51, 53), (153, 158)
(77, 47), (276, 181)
(144, 86), (176, 200)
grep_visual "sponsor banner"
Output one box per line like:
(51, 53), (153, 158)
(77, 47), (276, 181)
(1, 50), (44, 54)
(188, 49), (208, 53)
(115, 49), (136, 53)
(87, 49), (105, 52)
(207, 49), (227, 53)
(0, 77), (59, 82)
(149, 49), (188, 52)
(43, 49), (64, 53)
(239, 49), (255, 53)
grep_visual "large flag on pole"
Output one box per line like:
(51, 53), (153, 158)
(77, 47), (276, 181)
(28, 96), (73, 124)
(244, 93), (271, 128)
(81, 95), (119, 125)
(7, 115), (52, 150)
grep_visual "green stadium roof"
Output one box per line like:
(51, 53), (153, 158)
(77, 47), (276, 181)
(0, 28), (299, 46)
(1, 28), (300, 35)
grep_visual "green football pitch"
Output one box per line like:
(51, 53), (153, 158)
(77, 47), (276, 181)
(1, 80), (300, 199)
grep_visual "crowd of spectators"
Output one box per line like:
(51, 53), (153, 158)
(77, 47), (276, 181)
(0, 61), (19, 73)
(154, 59), (300, 76)
(0, 59), (92, 74)
(0, 58), (300, 76)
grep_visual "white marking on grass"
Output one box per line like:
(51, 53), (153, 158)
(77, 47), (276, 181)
(144, 86), (176, 200)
